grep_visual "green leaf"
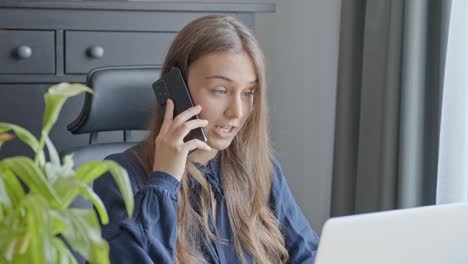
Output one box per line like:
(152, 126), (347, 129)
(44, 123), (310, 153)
(0, 169), (25, 207)
(10, 234), (30, 258)
(21, 195), (49, 264)
(73, 160), (134, 217)
(42, 83), (92, 134)
(0, 123), (38, 150)
(52, 178), (81, 209)
(45, 153), (76, 184)
(12, 253), (32, 264)
(48, 210), (67, 236)
(0, 204), (4, 222)
(78, 185), (109, 225)
(0, 175), (11, 206)
(0, 157), (60, 206)
(0, 123), (45, 164)
(0, 176), (11, 209)
(48, 82), (93, 97)
(102, 161), (134, 218)
(52, 178), (108, 224)
(42, 94), (66, 136)
(1, 228), (19, 261)
(42, 131), (59, 167)
(0, 213), (28, 261)
(73, 161), (108, 184)
(60, 209), (109, 264)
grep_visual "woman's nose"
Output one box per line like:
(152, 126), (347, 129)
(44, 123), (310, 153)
(225, 95), (243, 119)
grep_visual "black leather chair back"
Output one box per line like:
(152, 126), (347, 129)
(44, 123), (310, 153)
(63, 65), (160, 167)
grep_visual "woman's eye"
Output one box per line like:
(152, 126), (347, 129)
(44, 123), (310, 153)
(242, 91), (255, 96)
(214, 89), (227, 95)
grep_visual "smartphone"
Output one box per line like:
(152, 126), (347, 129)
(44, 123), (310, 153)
(152, 67), (208, 143)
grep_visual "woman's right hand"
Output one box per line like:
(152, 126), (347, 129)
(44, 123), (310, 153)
(152, 99), (211, 181)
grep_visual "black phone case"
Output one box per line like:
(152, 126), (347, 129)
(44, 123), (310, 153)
(152, 68), (208, 143)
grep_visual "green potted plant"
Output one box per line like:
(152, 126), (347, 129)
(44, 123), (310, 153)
(0, 83), (134, 264)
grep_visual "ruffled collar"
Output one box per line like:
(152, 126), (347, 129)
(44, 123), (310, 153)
(190, 153), (224, 199)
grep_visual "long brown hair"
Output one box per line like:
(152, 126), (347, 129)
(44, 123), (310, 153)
(131, 15), (289, 264)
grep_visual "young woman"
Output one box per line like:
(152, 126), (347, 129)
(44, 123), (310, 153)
(94, 15), (319, 264)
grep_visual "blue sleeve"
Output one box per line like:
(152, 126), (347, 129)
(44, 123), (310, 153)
(93, 154), (181, 264)
(270, 158), (320, 263)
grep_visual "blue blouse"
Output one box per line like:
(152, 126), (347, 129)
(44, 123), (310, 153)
(93, 149), (319, 263)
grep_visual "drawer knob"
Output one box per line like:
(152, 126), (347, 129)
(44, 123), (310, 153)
(87, 46), (104, 59)
(15, 45), (32, 59)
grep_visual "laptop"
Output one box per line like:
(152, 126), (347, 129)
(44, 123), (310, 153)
(315, 202), (468, 264)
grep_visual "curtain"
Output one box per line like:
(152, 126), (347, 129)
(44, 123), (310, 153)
(331, 0), (452, 216)
(436, 0), (468, 204)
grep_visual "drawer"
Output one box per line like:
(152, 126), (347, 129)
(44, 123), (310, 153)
(65, 31), (176, 74)
(0, 30), (55, 74)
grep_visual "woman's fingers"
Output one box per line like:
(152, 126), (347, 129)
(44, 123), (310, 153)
(173, 119), (209, 140)
(153, 102), (211, 181)
(158, 102), (208, 148)
(185, 139), (211, 152)
(172, 105), (202, 126)
(159, 99), (174, 134)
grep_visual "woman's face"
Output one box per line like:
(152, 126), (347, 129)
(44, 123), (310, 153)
(187, 51), (257, 151)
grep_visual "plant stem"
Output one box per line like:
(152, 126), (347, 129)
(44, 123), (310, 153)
(34, 136), (45, 166)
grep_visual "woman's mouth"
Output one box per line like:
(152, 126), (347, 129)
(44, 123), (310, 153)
(213, 125), (236, 139)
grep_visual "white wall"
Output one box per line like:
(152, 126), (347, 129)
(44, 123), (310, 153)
(255, 0), (340, 232)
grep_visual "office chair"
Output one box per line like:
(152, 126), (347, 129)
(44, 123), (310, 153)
(65, 65), (160, 165)
(60, 65), (161, 263)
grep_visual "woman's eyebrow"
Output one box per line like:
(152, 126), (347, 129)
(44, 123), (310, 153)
(205, 75), (257, 84)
